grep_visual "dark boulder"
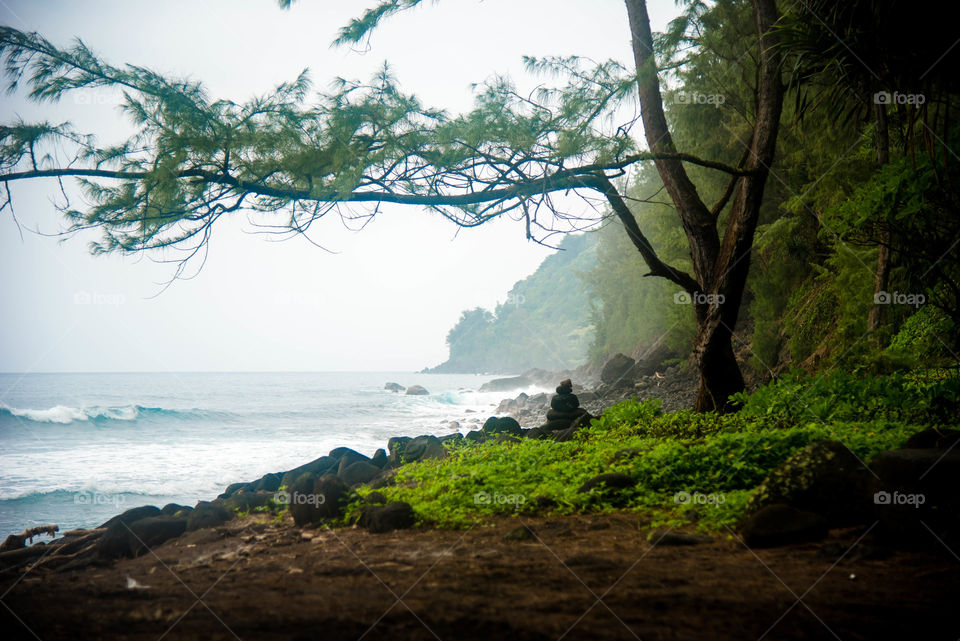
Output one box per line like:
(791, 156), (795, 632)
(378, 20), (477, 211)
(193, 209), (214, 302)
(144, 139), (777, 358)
(99, 505), (161, 530)
(387, 436), (413, 465)
(280, 456), (338, 490)
(364, 491), (388, 505)
(339, 461), (382, 487)
(186, 501), (232, 532)
(97, 525), (132, 560)
(871, 447), (960, 488)
(384, 382), (405, 392)
(903, 428), (960, 450)
(482, 416), (523, 436)
(359, 501), (416, 533)
(479, 376), (530, 393)
(371, 448), (388, 468)
(401, 435), (447, 463)
(331, 447), (370, 465)
(405, 385), (429, 396)
(219, 482), (247, 499)
(128, 516), (187, 555)
(600, 353), (636, 386)
(218, 491), (272, 513)
(288, 474), (348, 526)
(250, 472), (282, 493)
(745, 440), (873, 527)
(160, 503), (193, 517)
(337, 451), (373, 477)
(869, 447), (960, 545)
(634, 344), (678, 377)
(464, 430), (485, 443)
(97, 524), (137, 560)
(740, 504), (828, 547)
(98, 516), (187, 559)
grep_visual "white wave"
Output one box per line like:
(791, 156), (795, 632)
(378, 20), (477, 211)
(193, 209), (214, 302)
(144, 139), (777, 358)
(1, 403), (140, 424)
(5, 404), (89, 424)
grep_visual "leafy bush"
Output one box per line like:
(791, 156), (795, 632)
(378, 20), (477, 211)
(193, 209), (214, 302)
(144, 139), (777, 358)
(886, 305), (956, 364)
(357, 371), (944, 530)
(732, 369), (960, 426)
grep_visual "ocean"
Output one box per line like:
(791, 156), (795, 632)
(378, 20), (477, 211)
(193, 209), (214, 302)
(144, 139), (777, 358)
(0, 372), (541, 538)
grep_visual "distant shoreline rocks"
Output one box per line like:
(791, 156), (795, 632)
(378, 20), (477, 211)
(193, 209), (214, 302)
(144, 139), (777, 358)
(479, 376), (530, 392)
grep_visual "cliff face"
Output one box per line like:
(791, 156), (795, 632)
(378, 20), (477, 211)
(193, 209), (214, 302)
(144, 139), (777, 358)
(427, 233), (597, 374)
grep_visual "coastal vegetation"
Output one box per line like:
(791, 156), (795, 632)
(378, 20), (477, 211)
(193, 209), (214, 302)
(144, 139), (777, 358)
(427, 233), (596, 373)
(346, 370), (958, 530)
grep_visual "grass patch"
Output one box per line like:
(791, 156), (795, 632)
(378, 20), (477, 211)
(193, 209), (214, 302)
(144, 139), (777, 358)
(354, 370), (957, 531)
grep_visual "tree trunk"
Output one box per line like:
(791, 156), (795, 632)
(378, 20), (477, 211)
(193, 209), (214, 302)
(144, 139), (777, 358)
(868, 101), (891, 331)
(624, 0), (783, 412)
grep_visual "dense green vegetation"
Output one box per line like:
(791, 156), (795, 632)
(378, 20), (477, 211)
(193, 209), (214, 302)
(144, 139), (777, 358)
(349, 370), (959, 530)
(427, 233), (596, 373)
(582, 0), (960, 376)
(425, 0), (959, 379)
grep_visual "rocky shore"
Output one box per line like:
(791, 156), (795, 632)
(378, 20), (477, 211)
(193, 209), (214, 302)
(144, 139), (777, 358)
(3, 362), (959, 640)
(490, 355), (699, 427)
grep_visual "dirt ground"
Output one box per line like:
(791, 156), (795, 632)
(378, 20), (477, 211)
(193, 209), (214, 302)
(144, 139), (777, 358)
(2, 513), (957, 641)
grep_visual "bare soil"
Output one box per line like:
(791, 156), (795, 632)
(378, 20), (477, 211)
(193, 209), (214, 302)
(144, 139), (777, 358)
(2, 513), (957, 641)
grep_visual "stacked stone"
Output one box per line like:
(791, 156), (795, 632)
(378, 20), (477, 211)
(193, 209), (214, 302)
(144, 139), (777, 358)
(540, 379), (591, 431)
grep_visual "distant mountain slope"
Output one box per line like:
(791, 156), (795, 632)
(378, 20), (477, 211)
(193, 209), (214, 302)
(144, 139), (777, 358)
(426, 233), (597, 373)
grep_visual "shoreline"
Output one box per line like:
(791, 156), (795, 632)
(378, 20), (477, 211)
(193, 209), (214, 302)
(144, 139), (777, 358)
(3, 369), (959, 639)
(0, 363), (695, 543)
(0, 364), (673, 550)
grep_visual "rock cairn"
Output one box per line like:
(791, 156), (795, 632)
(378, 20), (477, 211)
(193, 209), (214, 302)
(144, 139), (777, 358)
(540, 379), (593, 431)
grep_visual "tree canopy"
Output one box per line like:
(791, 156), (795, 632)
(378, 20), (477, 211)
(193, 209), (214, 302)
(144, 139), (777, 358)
(0, 23), (744, 288)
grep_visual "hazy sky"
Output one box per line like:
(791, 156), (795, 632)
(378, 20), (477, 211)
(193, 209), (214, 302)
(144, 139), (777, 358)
(0, 0), (676, 372)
